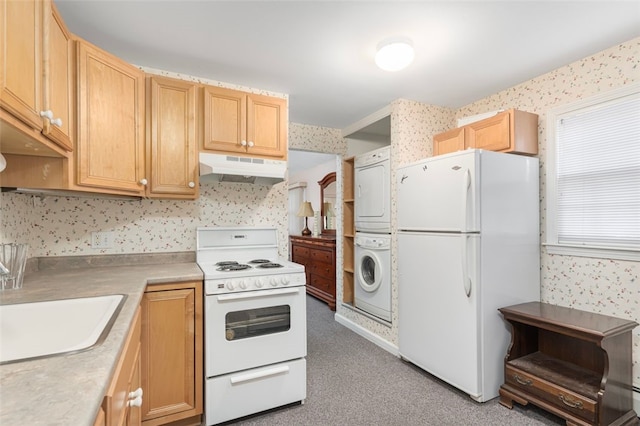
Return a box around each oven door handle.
[229,365,290,385]
[216,287,300,301]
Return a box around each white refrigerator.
[397,149,540,402]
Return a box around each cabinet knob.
[247,141,254,148]
[128,388,143,399]
[139,178,148,186]
[188,181,195,188]
[51,118,62,127]
[127,396,143,407]
[39,110,53,120]
[240,140,247,146]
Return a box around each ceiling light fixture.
[375,37,415,72]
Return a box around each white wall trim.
[334,313,399,356]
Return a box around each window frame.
[545,83,640,262]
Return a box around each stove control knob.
[238,280,247,290]
[280,277,289,286]
[255,278,264,288]
[269,278,278,287]
[225,281,234,291]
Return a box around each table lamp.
[296,201,314,236]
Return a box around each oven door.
[206,286,306,377]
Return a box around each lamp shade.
[296,201,314,217]
[323,202,334,217]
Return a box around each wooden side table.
[499,302,638,425]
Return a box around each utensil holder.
[0,243,28,290]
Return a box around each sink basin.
[0,294,125,364]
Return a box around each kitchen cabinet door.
[433,126,465,156]
[246,93,287,159]
[0,0,73,153]
[42,2,74,151]
[76,39,146,195]
[0,0,43,131]
[203,85,247,154]
[141,281,203,425]
[466,110,511,152]
[147,76,198,199]
[203,86,287,159]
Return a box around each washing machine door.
[356,250,382,292]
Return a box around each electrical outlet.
[91,231,114,249]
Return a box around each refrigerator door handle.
[461,168,471,233]
[461,235,472,297]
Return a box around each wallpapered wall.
[0,38,637,386]
[339,37,639,385]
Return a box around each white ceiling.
[55,1,640,130]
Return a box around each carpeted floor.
[227,295,564,425]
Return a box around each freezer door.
[397,151,478,232]
[398,232,481,399]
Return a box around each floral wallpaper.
[1,36,638,391]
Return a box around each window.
[546,84,640,261]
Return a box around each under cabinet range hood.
[199,153,286,185]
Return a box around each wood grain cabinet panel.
[498,302,638,426]
[203,86,287,159]
[102,307,142,426]
[290,235,336,310]
[433,109,538,157]
[0,0,73,154]
[76,39,146,195]
[147,76,198,199]
[141,281,203,426]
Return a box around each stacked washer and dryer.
[353,146,392,322]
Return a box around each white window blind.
[554,93,640,249]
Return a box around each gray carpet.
[229,295,564,425]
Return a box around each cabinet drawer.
[309,263,334,279]
[505,365,597,423]
[310,249,333,264]
[309,274,333,295]
[292,245,310,260]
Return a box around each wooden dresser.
[499,302,638,426]
[290,235,336,310]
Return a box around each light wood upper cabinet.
[141,281,203,426]
[433,109,538,157]
[76,39,146,195]
[433,127,465,156]
[203,86,287,159]
[0,0,43,130]
[0,0,73,152]
[42,2,74,151]
[147,76,198,199]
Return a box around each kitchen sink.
[0,294,125,364]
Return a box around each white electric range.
[196,227,307,425]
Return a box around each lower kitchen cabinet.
[290,235,336,310]
[99,307,143,426]
[141,281,203,426]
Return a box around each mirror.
[318,172,337,235]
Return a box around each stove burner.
[257,263,284,269]
[216,264,251,271]
[249,259,271,264]
[216,261,239,267]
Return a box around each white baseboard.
[334,313,399,356]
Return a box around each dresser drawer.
[309,274,333,295]
[292,245,310,260]
[309,263,334,279]
[309,249,332,264]
[505,365,597,423]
